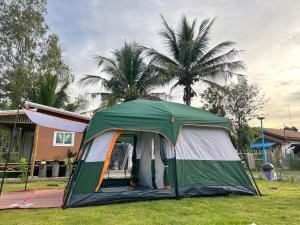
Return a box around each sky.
[45,0,300,129]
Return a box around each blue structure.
[250,142,276,149]
[257,117,268,164]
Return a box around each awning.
[250,142,276,149]
[23,108,87,132]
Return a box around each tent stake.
[0,105,21,196]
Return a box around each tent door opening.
[98,132,169,191]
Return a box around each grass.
[1,180,66,192]
[0,180,300,225]
[251,170,300,179]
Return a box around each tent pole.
[240,148,262,196]
[0,105,21,196]
[173,148,180,200]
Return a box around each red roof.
[264,128,300,141]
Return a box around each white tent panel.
[162,138,175,159]
[176,127,240,161]
[85,131,117,162]
[153,134,165,189]
[123,143,133,171]
[136,132,153,188]
[23,108,87,132]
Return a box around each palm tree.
[30,73,69,108]
[145,16,244,105]
[79,42,166,108]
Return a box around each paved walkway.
[0,189,64,210]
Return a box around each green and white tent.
[64,100,257,208]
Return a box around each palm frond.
[197,18,215,39]
[159,15,179,60]
[94,55,117,68]
[200,79,228,93]
[189,18,216,61]
[145,48,178,66]
[199,69,245,83]
[99,93,119,109]
[178,16,196,44]
[200,61,245,73]
[170,81,181,93]
[55,82,69,107]
[199,41,236,63]
[78,74,107,86]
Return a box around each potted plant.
[64,149,76,177]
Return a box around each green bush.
[286,153,300,170]
[19,158,27,183]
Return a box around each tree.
[64,95,88,112]
[200,81,264,151]
[235,125,258,151]
[200,86,226,116]
[145,15,244,105]
[284,126,298,132]
[0,0,72,109]
[29,73,87,111]
[80,42,166,108]
[29,74,69,108]
[225,81,264,127]
[201,81,264,126]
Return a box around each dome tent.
[63,100,257,208]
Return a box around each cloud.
[286,91,300,102]
[46,0,300,128]
[285,32,300,45]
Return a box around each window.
[53,131,75,146]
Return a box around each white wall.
[281,141,300,154]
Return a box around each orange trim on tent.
[95,131,122,192]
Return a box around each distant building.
[251,128,300,153]
[0,102,90,175]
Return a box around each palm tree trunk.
[183,85,192,106]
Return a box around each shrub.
[19,157,27,183]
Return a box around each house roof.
[24,101,90,121]
[264,128,300,141]
[0,110,26,116]
[0,101,90,127]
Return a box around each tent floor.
[100,185,162,193]
[0,189,64,210]
[65,184,257,208]
[66,185,176,207]
[99,179,170,193]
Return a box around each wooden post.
[30,125,39,176]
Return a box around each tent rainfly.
[63,100,257,208]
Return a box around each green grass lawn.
[0,180,299,225]
[1,180,66,192]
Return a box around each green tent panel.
[84,100,232,145]
[64,100,257,208]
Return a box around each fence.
[239,150,293,170]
